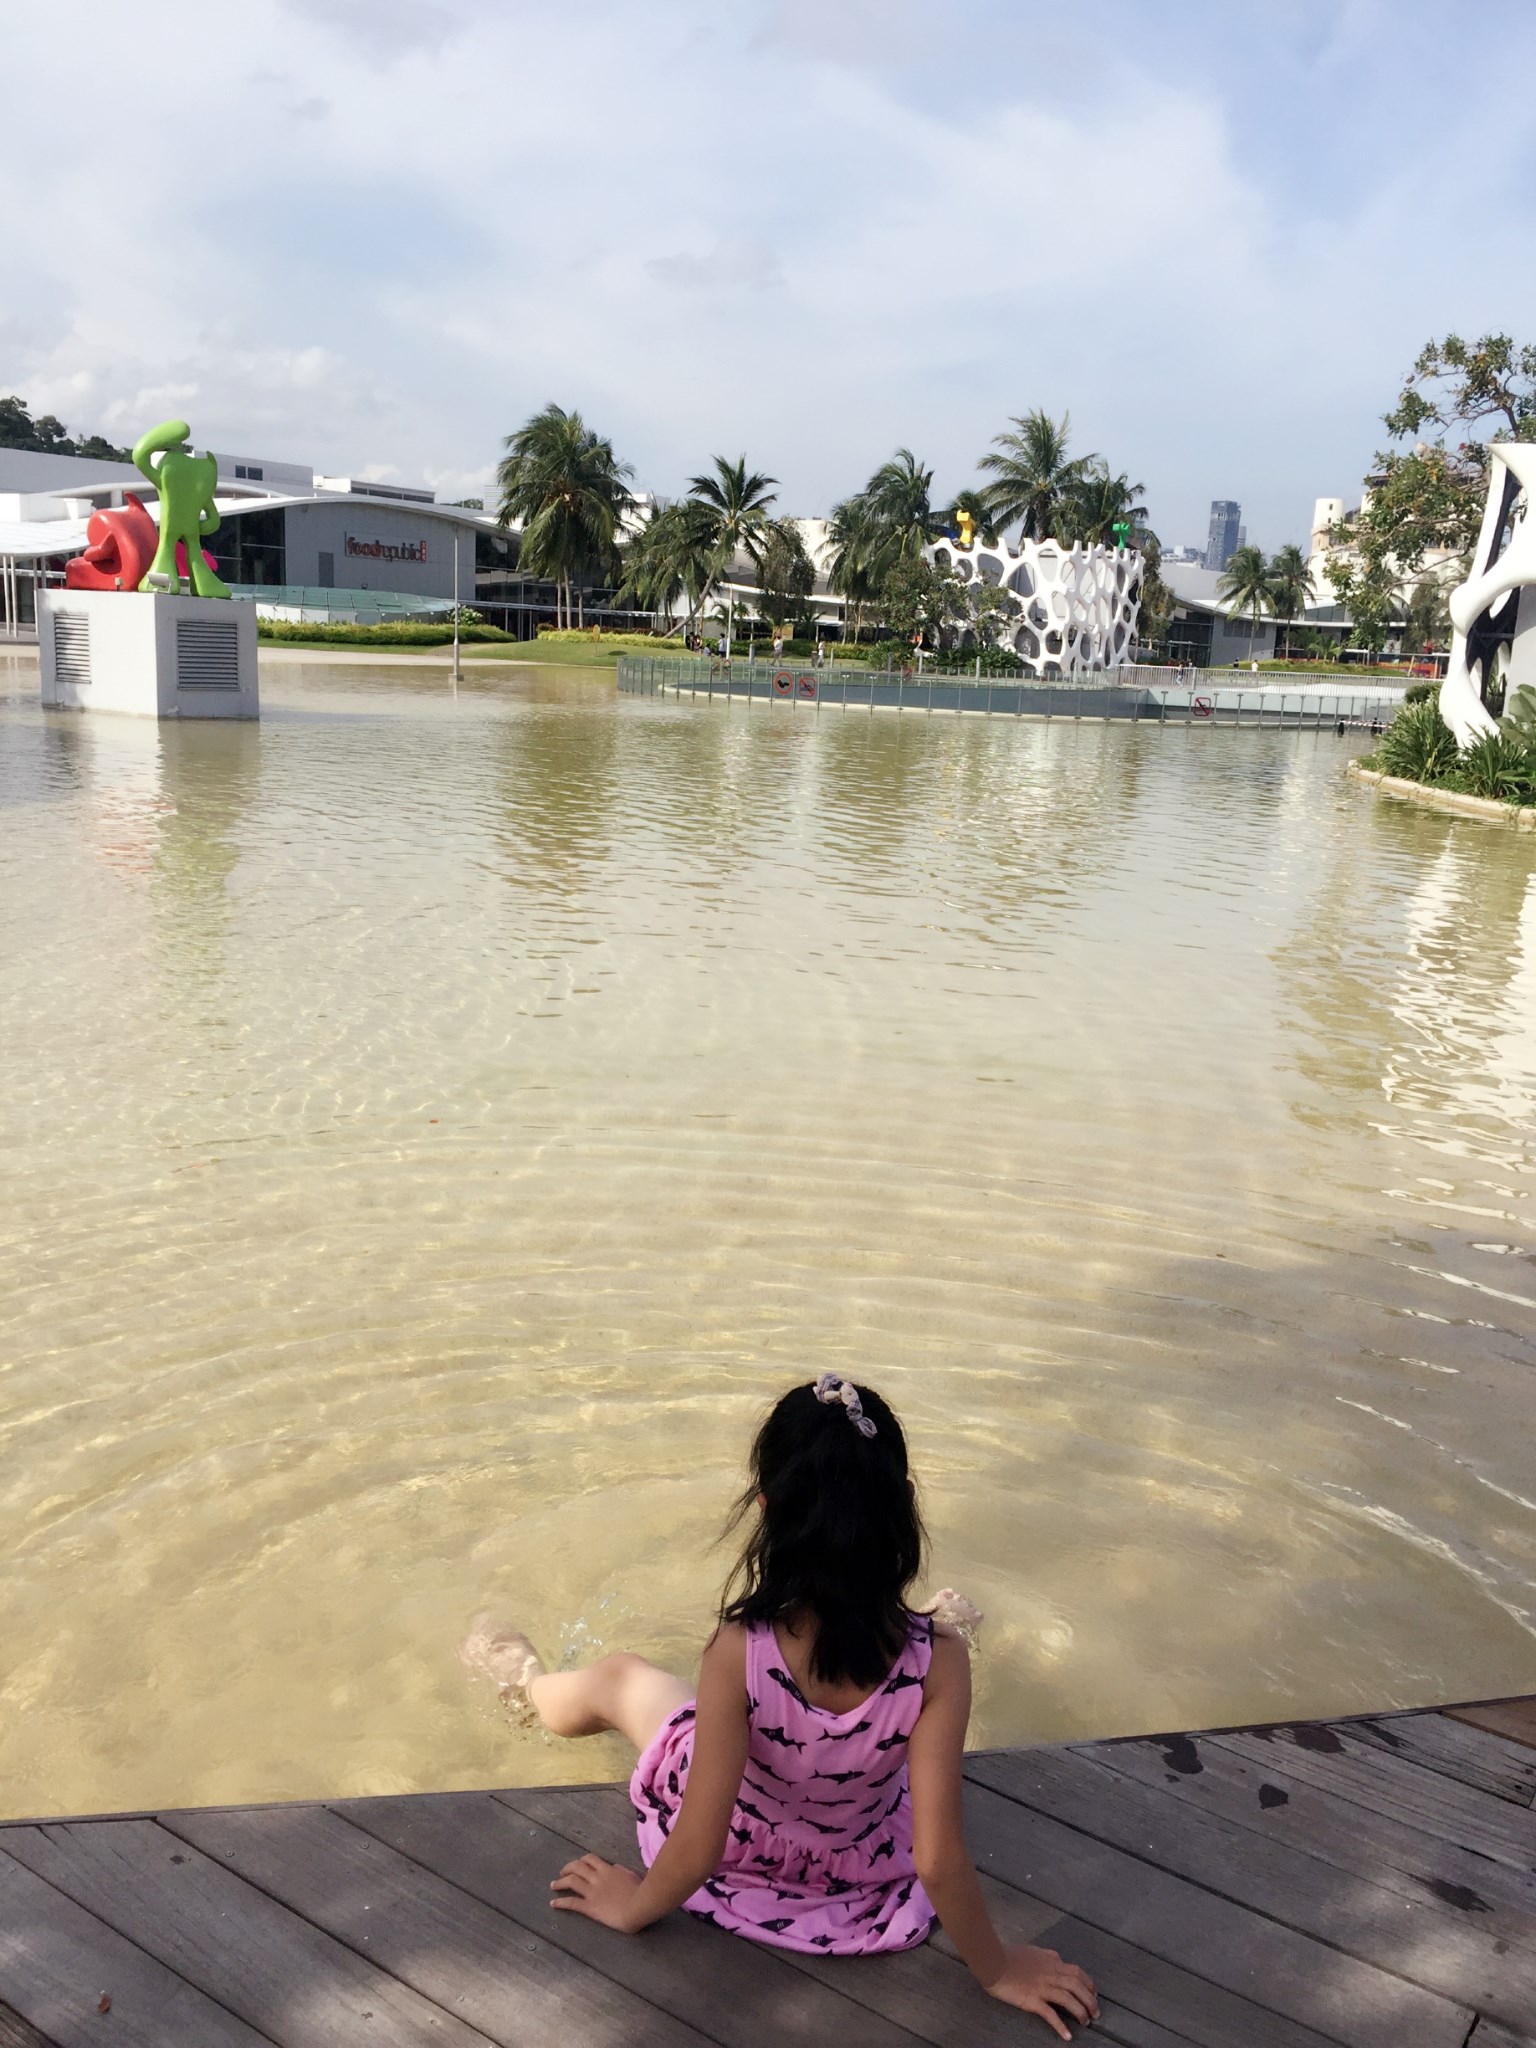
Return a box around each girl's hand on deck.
[982,1943,1098,2039]
[550,1853,644,1933]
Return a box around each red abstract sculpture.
[174,537,219,580]
[65,494,159,592]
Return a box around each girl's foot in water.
[459,1614,546,1723]
[919,1587,984,1647]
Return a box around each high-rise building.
[1204,500,1241,571]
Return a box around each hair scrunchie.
[812,1373,877,1438]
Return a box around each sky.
[5,0,1536,553]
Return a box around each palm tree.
[860,447,938,563]
[823,448,941,640]
[1054,467,1148,548]
[1217,543,1274,650]
[825,494,884,642]
[617,498,719,635]
[979,410,1098,542]
[497,404,634,630]
[941,488,997,549]
[686,455,777,655]
[1266,543,1312,656]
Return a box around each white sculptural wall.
[929,535,1143,676]
[1440,441,1536,747]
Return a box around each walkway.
[1,1697,1532,2046]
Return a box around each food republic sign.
[345,534,428,564]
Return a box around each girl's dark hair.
[720,1380,925,1687]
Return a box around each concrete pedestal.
[39,590,259,719]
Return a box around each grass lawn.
[257,628,688,666]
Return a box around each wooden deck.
[1,1698,1533,2047]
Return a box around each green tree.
[979,409,1097,541]
[1053,466,1148,547]
[825,495,884,642]
[879,557,964,650]
[825,447,940,640]
[685,454,777,655]
[0,394,130,460]
[1325,334,1536,680]
[617,498,720,634]
[960,577,1022,649]
[754,519,815,630]
[496,404,634,630]
[1133,529,1175,656]
[1217,543,1274,644]
[1266,543,1312,655]
[860,447,939,562]
[1403,574,1451,655]
[1386,332,1536,448]
[1330,555,1399,657]
[941,487,998,547]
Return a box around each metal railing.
[229,585,457,625]
[616,655,1401,728]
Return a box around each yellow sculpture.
[955,508,976,549]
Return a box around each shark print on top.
[629,1613,937,1954]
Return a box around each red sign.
[345,534,428,564]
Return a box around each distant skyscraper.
[1204,500,1241,571]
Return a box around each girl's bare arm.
[551,1625,749,1933]
[907,1630,1099,2040]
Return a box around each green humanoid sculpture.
[132,419,230,598]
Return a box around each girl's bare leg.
[459,1617,692,1751]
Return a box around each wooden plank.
[495,1783,1055,2048]
[1213,1731,1536,1872]
[958,1772,1470,2048]
[1466,2024,1536,2048]
[1083,1732,1536,1932]
[0,2000,57,2048]
[970,1744,1534,2028]
[1338,1714,1536,1805]
[0,1847,268,2048]
[1447,1698,1536,1756]
[506,1782,1344,2048]
[1,1820,492,2048]
[339,1787,924,2048]
[166,1802,704,2048]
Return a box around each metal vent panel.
[53,613,91,687]
[176,618,241,689]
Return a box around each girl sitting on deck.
[462,1376,1099,2039]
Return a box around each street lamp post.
[452,532,462,686]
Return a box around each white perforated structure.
[929,536,1143,675]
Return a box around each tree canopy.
[0,394,131,462]
[754,521,815,628]
[497,403,634,628]
[1217,545,1274,634]
[1325,333,1536,637]
[978,410,1098,542]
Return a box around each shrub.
[257,618,510,646]
[1376,700,1459,783]
[1502,682,1536,744]
[1453,732,1536,801]
[970,644,1026,675]
[1403,678,1436,705]
[535,628,683,651]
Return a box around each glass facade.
[208,506,286,586]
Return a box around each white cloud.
[4,0,1536,549]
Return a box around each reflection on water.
[0,651,1533,1818]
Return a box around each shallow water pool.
[1,652,1533,1816]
